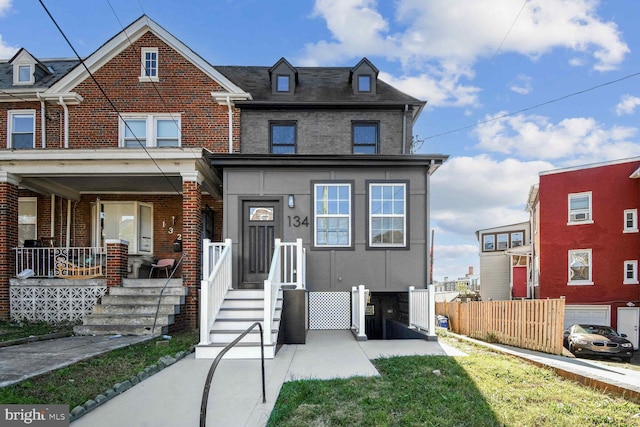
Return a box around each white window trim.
[567,191,593,225]
[7,109,36,149]
[314,183,352,248]
[18,197,38,246]
[368,182,407,247]
[623,209,638,233]
[567,249,593,286]
[139,48,159,82]
[14,63,34,85]
[96,201,153,254]
[623,260,638,285]
[119,114,181,148]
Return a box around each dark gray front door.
[241,200,281,288]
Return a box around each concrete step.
[101,294,185,305]
[91,304,179,315]
[74,324,167,336]
[82,313,173,326]
[208,330,278,344]
[122,278,183,288]
[195,342,276,359]
[109,286,187,297]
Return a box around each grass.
[0,331,198,409]
[268,334,640,427]
[0,320,76,342]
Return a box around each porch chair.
[150,258,175,278]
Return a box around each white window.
[496,233,509,250]
[483,235,495,251]
[568,192,592,225]
[13,64,34,85]
[624,209,638,233]
[140,48,158,81]
[18,197,37,247]
[314,183,351,248]
[95,201,153,254]
[568,249,593,285]
[511,232,524,247]
[624,260,638,284]
[120,115,180,148]
[7,110,35,149]
[369,183,406,247]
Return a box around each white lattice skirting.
[10,283,107,323]
[309,291,351,330]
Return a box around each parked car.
[563,324,634,362]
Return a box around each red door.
[512,266,527,298]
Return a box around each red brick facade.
[0,181,18,320]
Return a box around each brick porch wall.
[0,179,19,320]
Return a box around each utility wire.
[424,70,640,141]
[490,0,529,63]
[38,0,183,195]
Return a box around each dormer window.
[18,65,32,84]
[10,49,48,86]
[140,48,158,81]
[276,75,290,92]
[358,75,371,92]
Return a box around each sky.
[1,0,640,282]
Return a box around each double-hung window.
[7,110,35,149]
[568,249,592,285]
[18,197,37,247]
[624,209,638,233]
[313,182,352,248]
[368,182,407,247]
[120,115,180,148]
[568,192,592,224]
[270,122,296,154]
[140,48,158,81]
[624,260,638,284]
[352,121,378,154]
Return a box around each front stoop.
[74,278,187,336]
[195,289,282,359]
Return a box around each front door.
[241,200,281,288]
[618,307,639,350]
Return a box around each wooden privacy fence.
[436,298,565,355]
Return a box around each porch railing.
[351,284,368,340]
[199,238,233,346]
[263,238,305,345]
[408,285,435,334]
[14,246,106,279]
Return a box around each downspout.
[66,199,72,247]
[226,96,233,153]
[526,201,535,299]
[38,94,46,148]
[50,194,55,242]
[426,160,436,340]
[402,104,408,154]
[59,96,69,148]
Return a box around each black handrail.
[199,321,266,427]
[149,253,185,335]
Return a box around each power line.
[38,0,183,195]
[424,70,640,141]
[490,0,529,63]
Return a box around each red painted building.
[536,158,640,349]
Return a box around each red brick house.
[534,158,640,349]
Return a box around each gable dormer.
[269,57,298,95]
[349,57,379,95]
[9,48,51,86]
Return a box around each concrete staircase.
[74,278,187,336]
[195,289,282,359]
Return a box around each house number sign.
[287,216,309,227]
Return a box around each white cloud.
[432,243,478,281]
[509,74,532,95]
[616,94,640,116]
[474,112,640,163]
[0,0,17,58]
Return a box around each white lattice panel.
[10,284,107,323]
[309,291,351,330]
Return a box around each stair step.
[226,290,264,299]
[74,324,167,336]
[208,331,277,344]
[217,308,280,319]
[101,294,185,305]
[122,278,183,288]
[212,319,270,330]
[109,287,187,297]
[91,304,179,315]
[82,314,173,326]
[195,343,276,359]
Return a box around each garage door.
[564,305,610,328]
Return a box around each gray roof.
[216,66,425,107]
[0,59,79,90]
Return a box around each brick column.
[181,171,203,330]
[106,239,129,287]
[0,173,19,321]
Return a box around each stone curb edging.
[68,346,196,422]
[0,331,74,348]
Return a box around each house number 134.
[287,216,309,227]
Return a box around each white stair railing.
[199,239,232,345]
[351,284,368,340]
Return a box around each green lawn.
[0,320,75,342]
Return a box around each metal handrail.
[199,322,266,427]
[149,252,185,335]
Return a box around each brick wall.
[0,182,18,320]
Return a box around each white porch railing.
[199,238,232,346]
[263,238,305,345]
[14,246,106,278]
[351,284,368,340]
[408,285,436,335]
